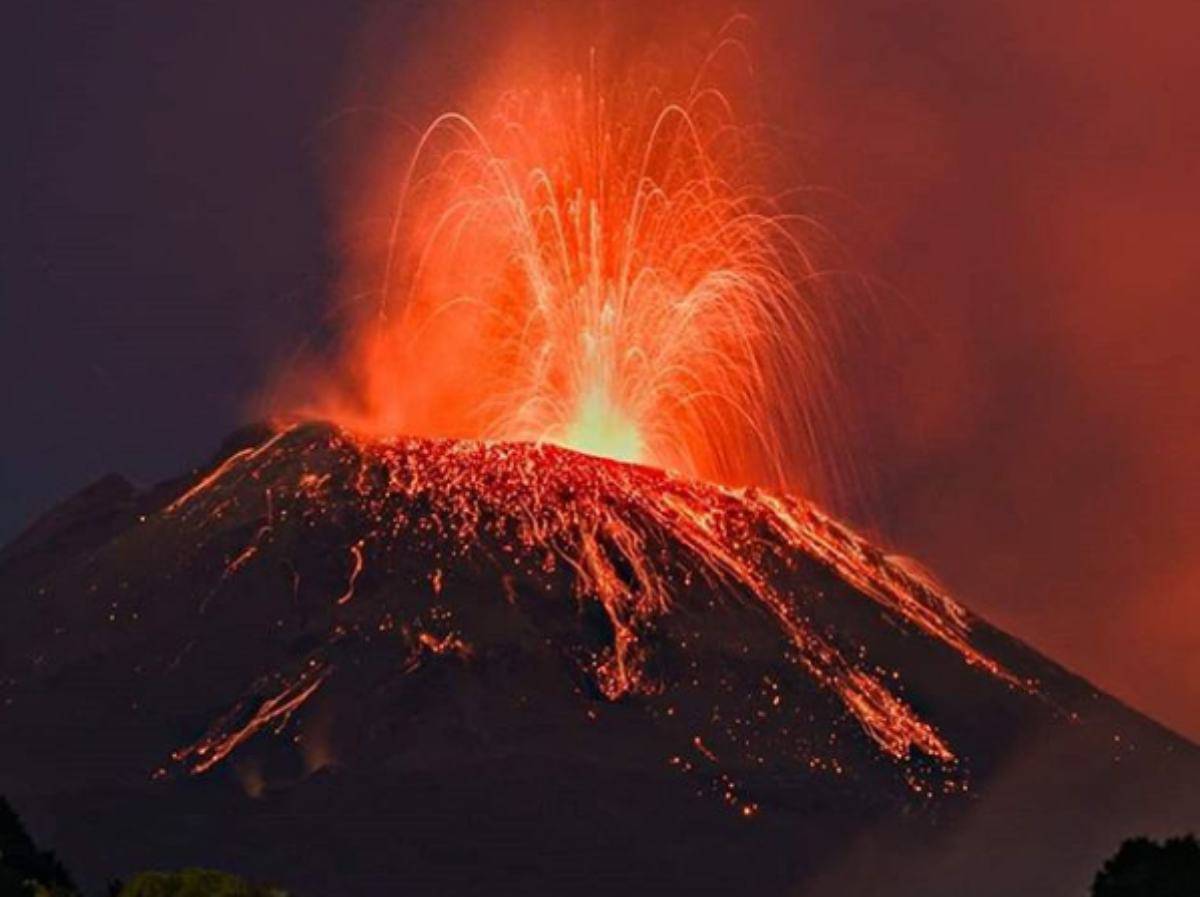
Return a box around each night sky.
[4,0,1199,744]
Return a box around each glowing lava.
[560,384,645,464]
[164,423,1031,795]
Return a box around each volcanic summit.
[1,422,1197,896]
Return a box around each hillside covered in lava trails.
[1,422,1197,896]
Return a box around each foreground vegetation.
[0,799,285,897]
[3,794,1198,895]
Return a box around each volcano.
[1,422,1196,896]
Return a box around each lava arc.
[299,51,846,494]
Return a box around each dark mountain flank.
[1,423,1196,896]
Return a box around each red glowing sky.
[765,0,1200,744]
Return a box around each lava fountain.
[302,45,846,493]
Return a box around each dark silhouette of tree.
[0,797,76,896]
[1092,834,1200,897]
[1,797,290,897]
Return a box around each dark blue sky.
[2,3,364,538]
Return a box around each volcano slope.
[0,423,1196,896]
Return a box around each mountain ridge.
[1,422,1196,896]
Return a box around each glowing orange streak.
[224,544,258,577]
[650,489,955,759]
[336,540,365,605]
[173,665,331,775]
[224,491,274,578]
[164,446,259,515]
[416,631,471,657]
[164,430,291,515]
[843,670,954,762]
[752,492,1028,689]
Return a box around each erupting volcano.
[2,26,1198,897]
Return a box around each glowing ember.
[164,423,1031,793]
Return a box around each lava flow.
[162,422,1029,797]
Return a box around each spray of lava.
[302,46,846,493]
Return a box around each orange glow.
[300,36,840,491]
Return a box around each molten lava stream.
[164,423,1027,795]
